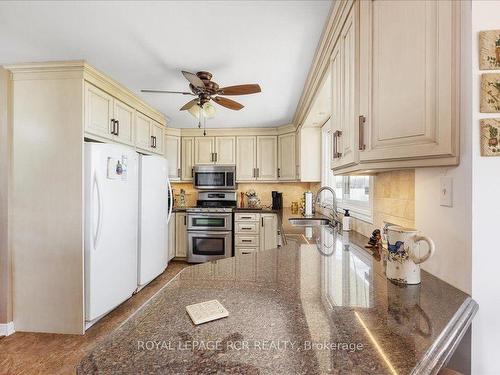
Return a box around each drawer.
[235,213,260,222]
[235,235,259,247]
[235,222,259,235]
[235,247,258,256]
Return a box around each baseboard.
[0,321,15,336]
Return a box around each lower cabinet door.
[175,213,187,257]
[168,213,176,261]
[235,248,257,281]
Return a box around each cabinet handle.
[358,115,366,151]
[177,168,181,178]
[253,168,256,178]
[242,227,252,230]
[242,251,252,255]
[191,167,194,177]
[116,120,120,136]
[333,130,342,158]
[261,217,264,227]
[151,135,155,148]
[184,215,187,226]
[277,168,281,178]
[242,239,252,243]
[256,168,260,177]
[241,216,252,219]
[110,119,116,135]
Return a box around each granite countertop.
[78,222,477,374]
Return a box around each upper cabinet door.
[113,99,135,146]
[181,137,195,181]
[165,135,181,180]
[236,136,257,181]
[256,136,278,181]
[194,137,215,164]
[278,133,296,181]
[151,122,164,155]
[84,82,113,139]
[215,136,236,165]
[359,0,458,162]
[331,4,359,171]
[135,112,153,151]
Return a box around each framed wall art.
[479,29,500,70]
[480,118,500,156]
[481,73,500,113]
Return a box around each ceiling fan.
[141,70,261,113]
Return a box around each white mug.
[385,226,435,285]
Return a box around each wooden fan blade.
[180,99,199,111]
[182,71,205,90]
[213,96,244,110]
[218,84,261,96]
[141,89,195,95]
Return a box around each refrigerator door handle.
[166,176,173,224]
[93,171,103,250]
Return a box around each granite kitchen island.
[77,226,477,375]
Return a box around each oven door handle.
[188,231,232,236]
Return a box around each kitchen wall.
[470,2,500,374]
[171,182,314,208]
[0,66,12,326]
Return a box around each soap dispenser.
[342,209,351,231]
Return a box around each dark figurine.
[366,229,382,248]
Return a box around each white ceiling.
[0,1,332,128]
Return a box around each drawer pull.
[242,227,252,230]
[242,251,252,255]
[242,239,252,243]
[241,216,252,219]
[358,115,366,151]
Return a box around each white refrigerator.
[84,143,139,323]
[137,154,173,289]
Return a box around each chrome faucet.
[314,186,341,227]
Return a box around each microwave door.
[195,172,226,189]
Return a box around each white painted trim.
[0,322,15,336]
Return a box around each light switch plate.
[440,177,453,207]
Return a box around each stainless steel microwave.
[193,165,236,190]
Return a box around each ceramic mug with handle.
[385,226,435,284]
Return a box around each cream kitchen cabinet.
[330,3,359,171]
[256,135,278,181]
[168,213,176,261]
[194,136,214,164]
[165,134,181,180]
[327,0,460,173]
[236,136,257,181]
[278,133,296,181]
[175,212,188,258]
[260,213,278,251]
[194,136,236,165]
[84,82,135,146]
[236,135,278,181]
[181,137,194,181]
[215,136,236,164]
[356,0,459,167]
[236,136,257,182]
[135,111,164,155]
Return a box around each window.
[321,123,373,222]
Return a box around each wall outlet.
[440,177,453,207]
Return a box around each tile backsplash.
[350,170,415,237]
[171,182,314,208]
[172,170,415,239]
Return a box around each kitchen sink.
[288,218,330,226]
